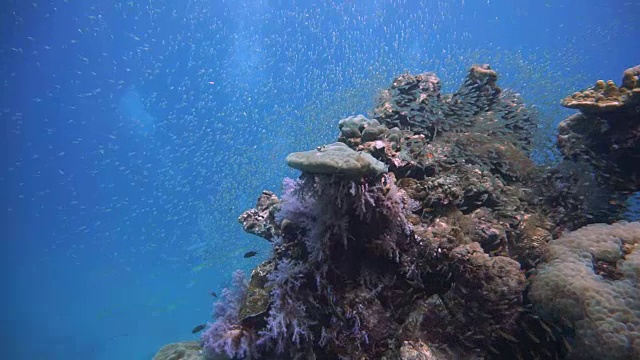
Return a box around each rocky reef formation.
[373,64,536,152]
[557,65,640,192]
[151,64,640,360]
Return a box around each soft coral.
[277,173,415,265]
[258,258,314,354]
[200,270,257,358]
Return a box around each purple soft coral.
[201,270,256,358]
[278,174,414,265]
[258,258,313,353]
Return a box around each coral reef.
[162,64,640,360]
[557,65,640,191]
[286,142,388,178]
[622,65,640,90]
[561,65,640,113]
[374,64,536,151]
[529,222,640,360]
[200,270,259,359]
[338,114,388,146]
[237,191,281,241]
[152,341,206,360]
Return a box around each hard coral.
[153,341,205,360]
[285,142,387,179]
[374,64,536,158]
[337,114,388,147]
[557,65,640,191]
[415,242,526,351]
[561,65,640,113]
[374,71,445,137]
[529,221,640,360]
[622,65,640,89]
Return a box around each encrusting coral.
[151,64,640,360]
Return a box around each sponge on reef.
[528,221,640,360]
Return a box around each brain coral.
[528,221,640,360]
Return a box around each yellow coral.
[561,65,640,112]
[622,65,640,89]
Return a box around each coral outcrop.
[155,64,640,360]
[561,65,640,113]
[557,65,640,191]
[374,64,536,151]
[207,65,558,359]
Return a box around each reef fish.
[243,251,258,258]
[191,323,206,334]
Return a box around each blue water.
[119,86,157,136]
[2,1,639,359]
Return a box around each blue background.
[2,0,639,358]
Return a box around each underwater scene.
[2,1,640,359]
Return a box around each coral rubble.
[150,64,640,360]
